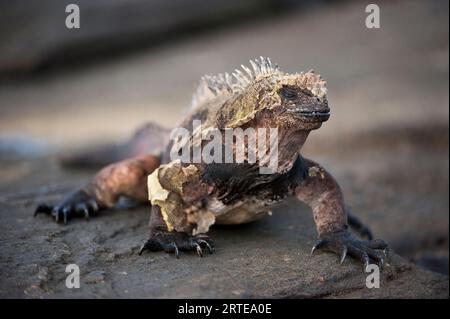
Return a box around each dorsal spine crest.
[191,57,327,109]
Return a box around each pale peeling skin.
[35,57,388,268]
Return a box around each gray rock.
[0,190,448,298]
[84,270,106,284]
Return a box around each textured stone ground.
[0,0,448,298]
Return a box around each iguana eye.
[279,85,298,100]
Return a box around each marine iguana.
[35,57,387,268]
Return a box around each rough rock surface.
[0,199,448,298]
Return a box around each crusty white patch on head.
[191,57,327,109]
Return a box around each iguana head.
[190,57,330,172]
[192,57,330,131]
[267,72,330,130]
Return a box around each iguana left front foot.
[311,230,388,269]
[138,232,215,258]
[34,189,99,224]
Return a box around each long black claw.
[362,253,370,270]
[340,246,348,264]
[75,203,90,221]
[197,239,214,254]
[88,199,98,212]
[53,207,60,223]
[84,209,90,220]
[194,243,203,258]
[138,239,157,256]
[383,247,390,259]
[168,242,179,259]
[311,239,328,256]
[34,204,52,217]
[62,207,70,225]
[138,243,147,256]
[378,256,385,269]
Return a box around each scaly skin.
[35,57,388,269]
[296,158,386,268]
[36,155,160,222]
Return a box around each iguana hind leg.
[35,154,160,224]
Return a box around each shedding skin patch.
[147,160,199,232]
[186,206,216,235]
[308,166,326,179]
[147,160,216,234]
[147,166,175,231]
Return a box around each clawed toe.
[310,230,389,271]
[188,237,215,257]
[34,204,52,216]
[193,242,203,257]
[138,232,215,258]
[196,238,214,254]
[34,190,99,225]
[310,239,328,256]
[160,242,180,258]
[75,203,90,220]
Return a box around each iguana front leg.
[138,206,214,258]
[35,155,160,224]
[296,158,388,268]
[138,161,215,258]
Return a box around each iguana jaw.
[275,106,330,131]
[286,109,330,123]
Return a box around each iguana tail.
[346,208,373,240]
[59,122,170,169]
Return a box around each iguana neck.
[276,129,310,173]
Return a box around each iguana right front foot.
[138,232,215,258]
[34,154,160,224]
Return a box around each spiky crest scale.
[191,57,327,109]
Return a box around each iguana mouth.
[287,109,330,122]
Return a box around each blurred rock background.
[0,0,448,298]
